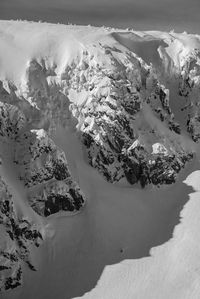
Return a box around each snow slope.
[1,20,200,298]
[3,122,198,299]
[78,170,200,299]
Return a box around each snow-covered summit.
[2,21,199,186]
[1,20,200,294]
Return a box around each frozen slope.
[1,20,200,298]
[3,125,198,299]
[78,170,200,299]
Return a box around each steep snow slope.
[79,170,200,299]
[3,123,198,299]
[1,20,200,298]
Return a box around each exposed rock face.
[0,27,196,194]
[0,92,85,291]
[29,179,85,217]
[177,50,200,141]
[0,98,85,217]
[62,46,194,186]
[0,102,26,139]
[14,128,85,216]
[0,176,42,291]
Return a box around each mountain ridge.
[1,20,200,294]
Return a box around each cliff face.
[178,50,200,141]
[0,21,200,293]
[0,175,42,291]
[65,47,193,186]
[0,97,85,292]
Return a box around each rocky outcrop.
[0,176,42,292]
[0,102,26,139]
[177,50,200,141]
[0,90,85,291]
[14,128,85,216]
[0,36,194,189]
[61,47,193,187]
[29,180,84,217]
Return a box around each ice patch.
[152,143,168,155]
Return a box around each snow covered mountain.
[1,20,200,297]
